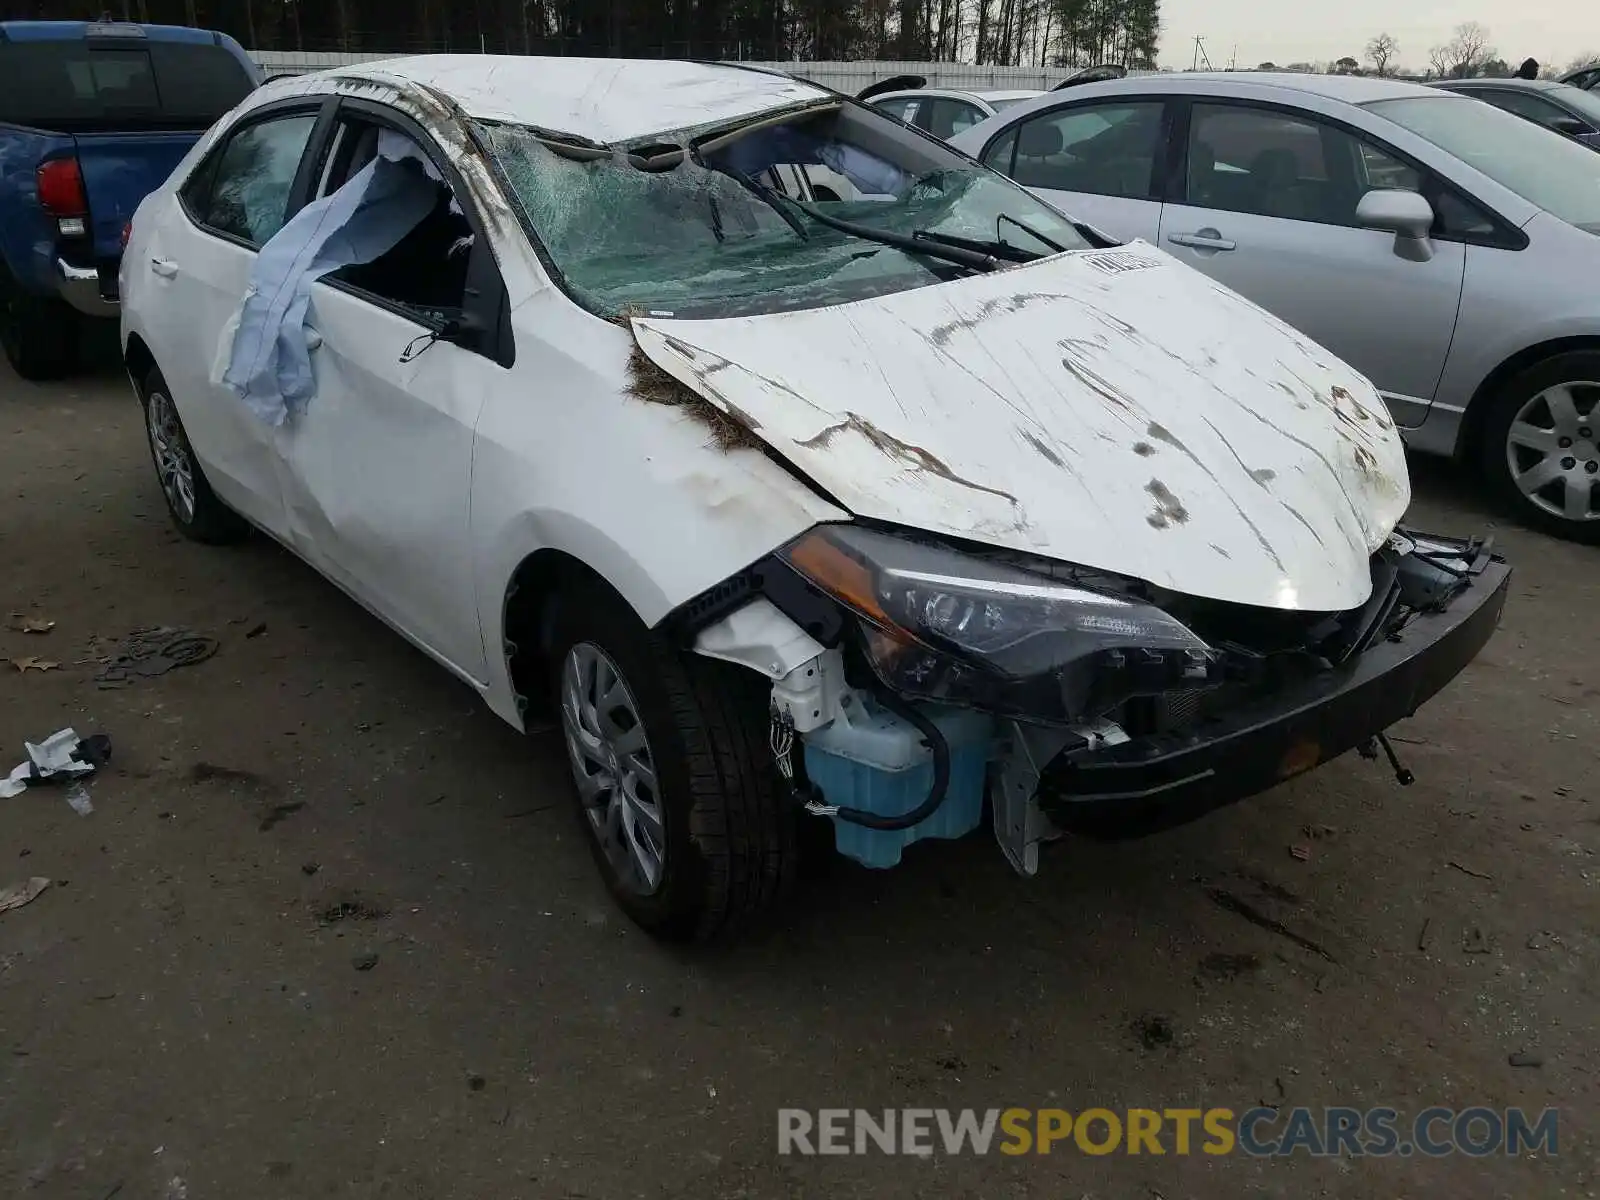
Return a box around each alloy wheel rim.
[1505,380,1600,523]
[559,641,666,896]
[147,390,196,524]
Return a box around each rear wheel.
[1481,352,1600,544]
[548,575,798,941]
[140,367,248,544]
[0,274,79,381]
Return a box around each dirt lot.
[1,345,1595,1200]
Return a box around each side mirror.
[1356,189,1436,262]
[1550,116,1592,138]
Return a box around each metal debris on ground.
[93,626,219,689]
[0,877,50,915]
[1,729,112,799]
[1289,843,1312,862]
[6,613,55,634]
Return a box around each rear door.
[1159,99,1467,426]
[976,98,1168,242]
[273,102,515,681]
[139,100,327,534]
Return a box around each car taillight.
[121,220,133,249]
[37,158,88,238]
[37,158,86,215]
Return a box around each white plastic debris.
[0,728,98,799]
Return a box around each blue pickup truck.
[0,20,260,379]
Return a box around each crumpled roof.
[326,55,831,145]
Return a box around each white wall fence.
[254,51,1151,93]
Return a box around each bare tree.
[1366,32,1398,76]
[1433,21,1495,79]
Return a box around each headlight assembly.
[781,524,1223,725]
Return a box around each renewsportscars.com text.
[777,1106,1559,1158]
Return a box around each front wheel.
[1480,352,1600,544]
[548,575,798,941]
[140,367,248,544]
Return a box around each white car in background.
[121,56,1509,940]
[862,65,1127,140]
[951,72,1600,542]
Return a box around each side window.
[1479,90,1591,132]
[1430,188,1499,240]
[1352,141,1422,194]
[925,98,985,139]
[981,126,1019,175]
[188,112,317,245]
[873,98,921,125]
[1188,103,1420,226]
[1009,102,1162,198]
[316,120,475,320]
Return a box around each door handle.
[1167,231,1236,252]
[150,257,179,278]
[305,327,323,352]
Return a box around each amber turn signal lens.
[1276,738,1322,780]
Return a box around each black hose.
[828,690,952,831]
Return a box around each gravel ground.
[1,347,1596,1199]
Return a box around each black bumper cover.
[1040,559,1512,840]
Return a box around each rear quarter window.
[0,40,254,131]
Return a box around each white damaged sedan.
[121,56,1511,939]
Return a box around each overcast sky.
[1156,0,1599,72]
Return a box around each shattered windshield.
[477,102,1093,319]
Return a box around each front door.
[1160,101,1466,427]
[271,111,509,682]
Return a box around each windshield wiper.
[732,177,1000,272]
[912,227,1044,263]
[997,211,1068,254]
[728,171,810,241]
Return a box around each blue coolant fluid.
[802,699,995,868]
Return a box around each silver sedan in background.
[951,73,1600,543]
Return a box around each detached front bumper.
[1039,556,1512,840]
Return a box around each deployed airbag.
[218,130,443,426]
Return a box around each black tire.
[1479,351,1600,544]
[0,275,80,381]
[548,575,798,941]
[140,367,249,544]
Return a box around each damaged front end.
[680,524,1511,876]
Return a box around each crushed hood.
[632,241,1409,612]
